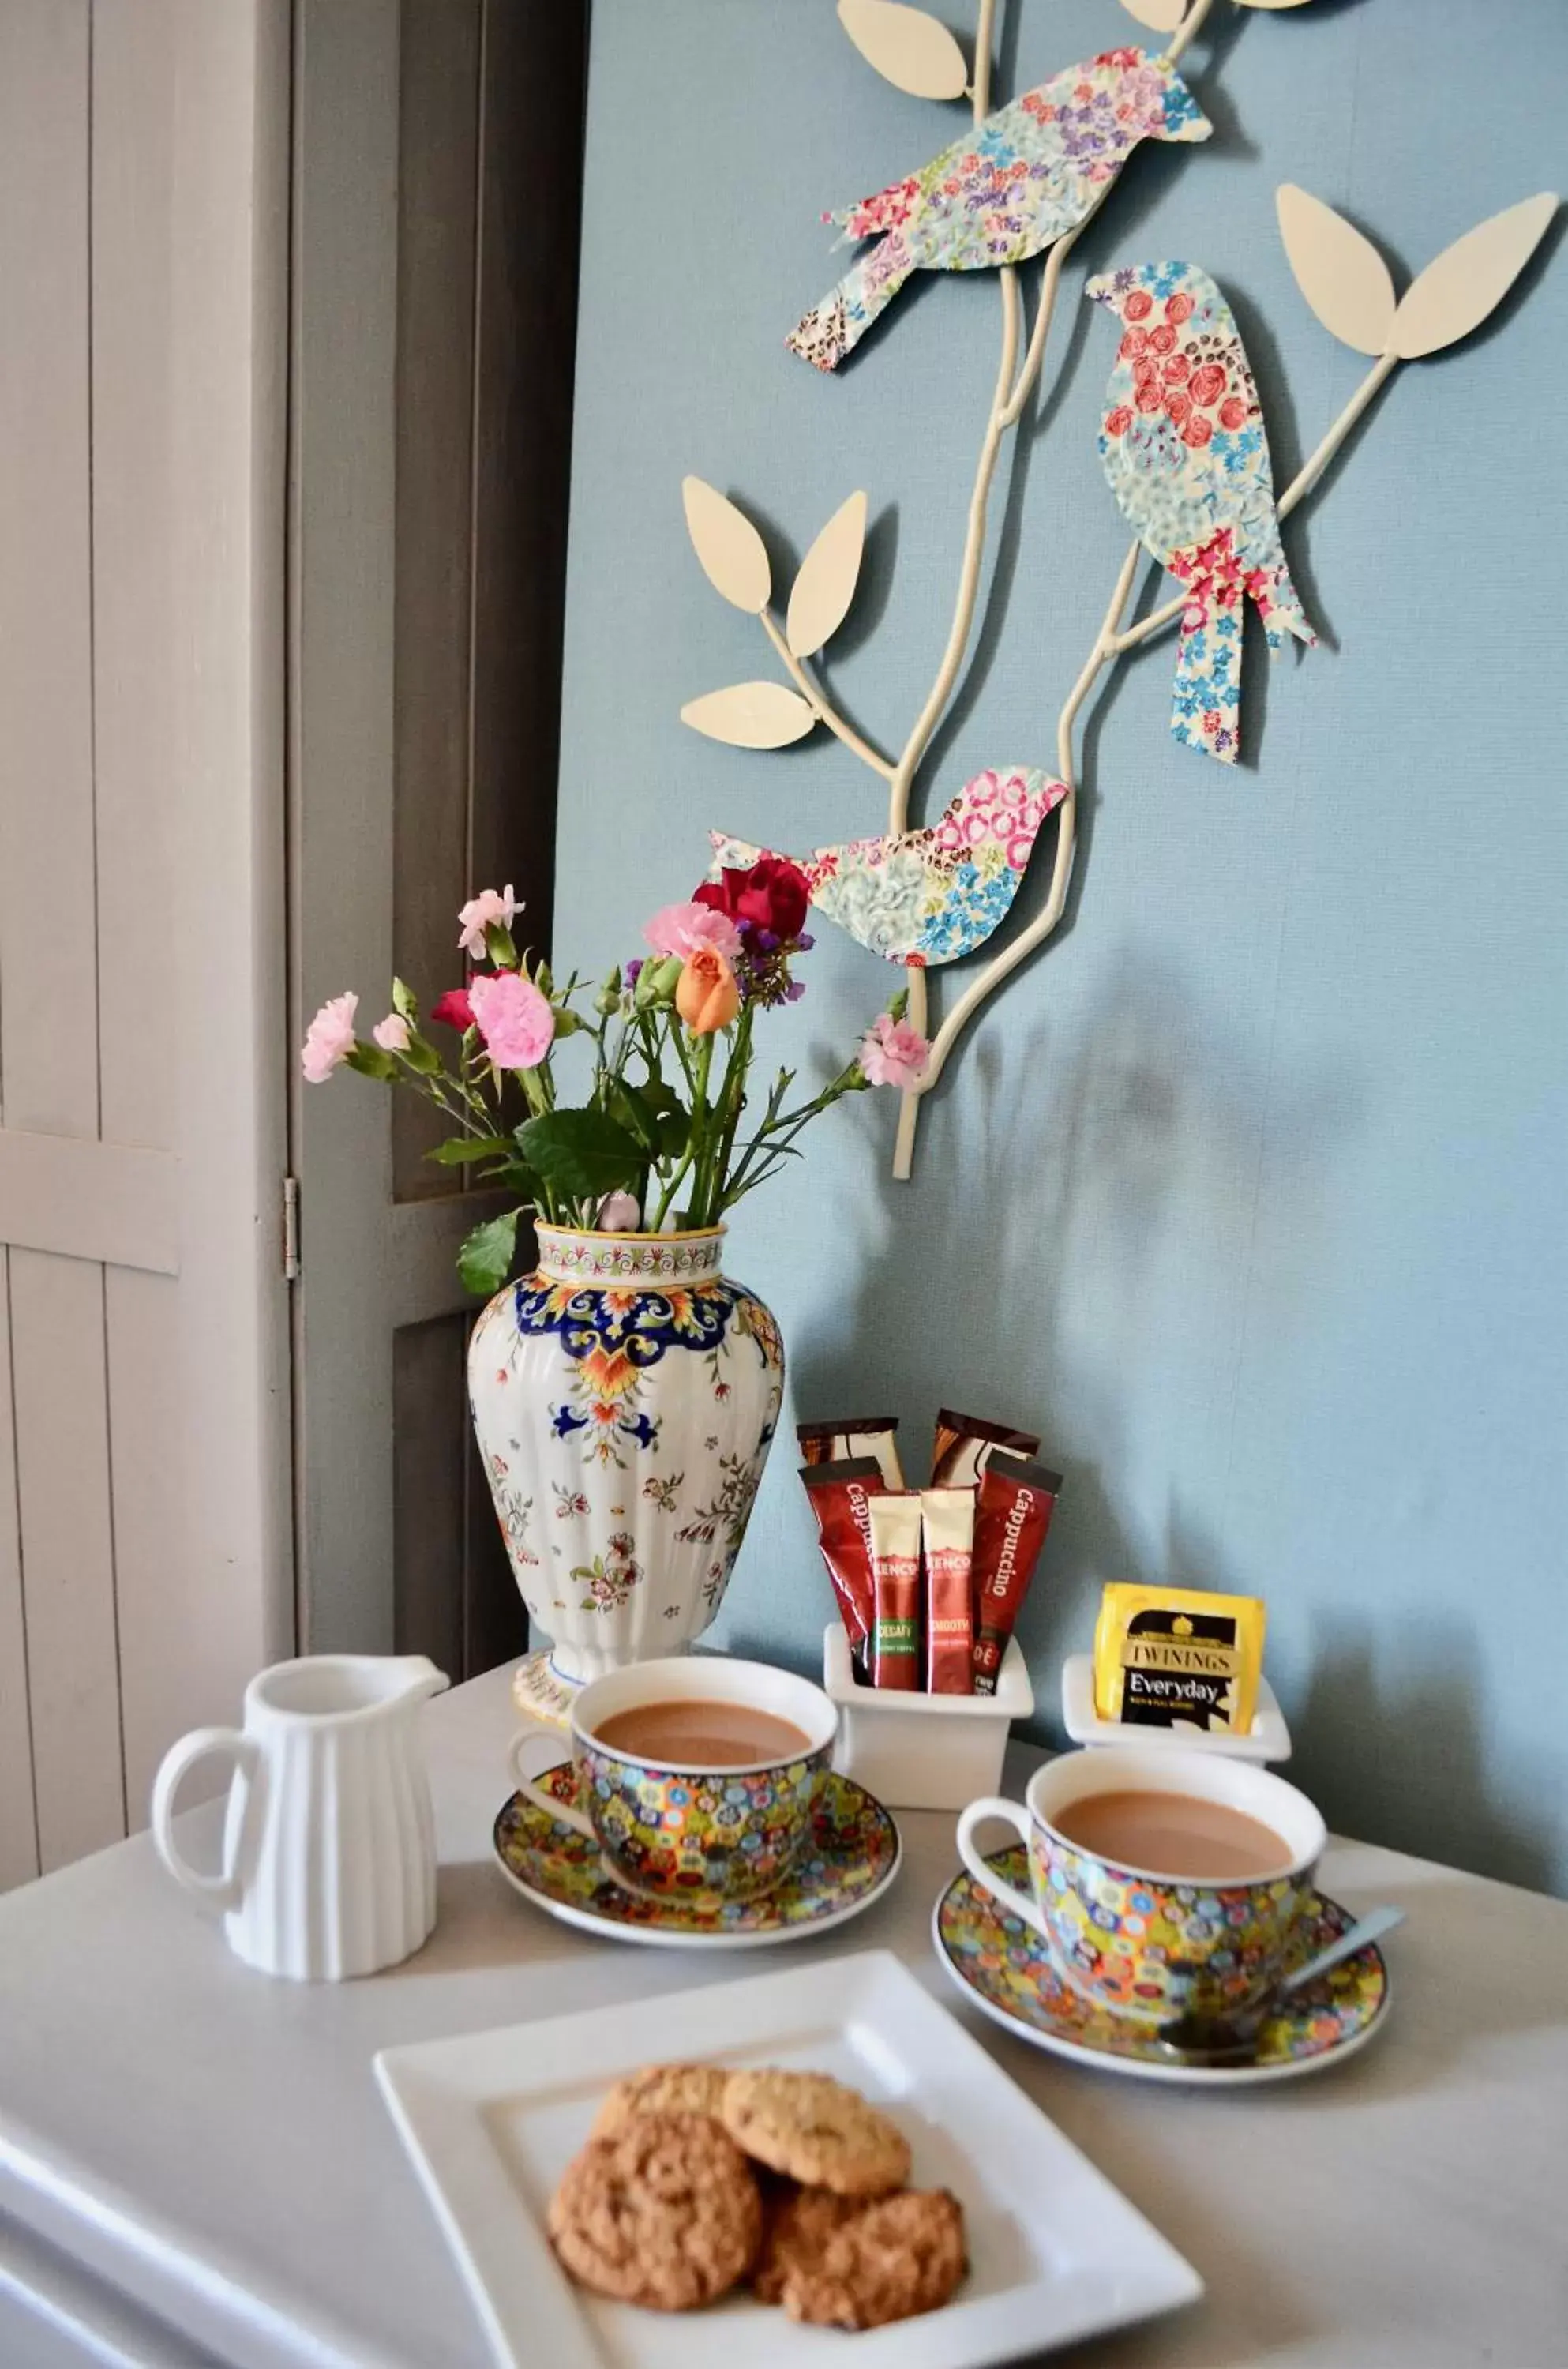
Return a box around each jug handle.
[151,1728,259,1914]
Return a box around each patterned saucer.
[934,1846,1391,2086]
[494,1763,900,1949]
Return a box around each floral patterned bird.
[787,48,1210,373]
[1088,261,1315,764]
[710,768,1067,966]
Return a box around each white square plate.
[374,1949,1200,2369]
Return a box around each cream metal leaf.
[786,492,868,659]
[1235,2,1315,12]
[1277,186,1397,355]
[681,476,771,613]
[1391,193,1558,359]
[1118,0,1186,32]
[836,0,968,102]
[681,682,817,749]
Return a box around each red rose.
[1162,351,1190,385]
[1164,387,1192,426]
[1165,292,1194,325]
[1148,323,1176,356]
[1189,362,1227,408]
[695,854,811,941]
[1135,377,1164,414]
[1124,288,1153,321]
[1218,396,1248,430]
[1105,405,1133,437]
[1182,412,1214,448]
[1119,328,1148,361]
[430,986,476,1030]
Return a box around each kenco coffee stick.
[921,1487,975,1694]
[867,1490,922,1691]
[970,1459,1062,1694]
[797,1416,906,1492]
[929,1409,1040,1490]
[800,1458,883,1652]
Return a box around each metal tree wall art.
[678,0,1557,1177]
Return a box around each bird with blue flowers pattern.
[788,47,1210,372]
[1088,260,1315,764]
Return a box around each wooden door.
[0,0,292,1886]
[290,0,583,1674]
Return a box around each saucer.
[494,1763,900,1949]
[934,1846,1391,2086]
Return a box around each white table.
[0,1665,1562,2369]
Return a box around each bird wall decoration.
[788,46,1210,372]
[710,768,1068,966]
[1088,261,1315,764]
[674,0,1558,1176]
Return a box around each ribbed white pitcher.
[151,1655,449,1980]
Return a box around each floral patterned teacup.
[509,1657,838,1908]
[956,1747,1326,2025]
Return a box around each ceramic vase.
[467,1224,784,1706]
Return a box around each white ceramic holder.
[1060,1653,1292,1763]
[823,1624,1033,1811]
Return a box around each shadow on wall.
[1291,1614,1555,1895]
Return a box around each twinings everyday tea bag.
[930,1409,1040,1491]
[797,1417,906,1492]
[867,1491,922,1691]
[1092,1582,1266,1736]
[970,1459,1062,1694]
[800,1458,883,1653]
[920,1487,975,1695]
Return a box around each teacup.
[509,1657,838,1907]
[956,1745,1326,2025]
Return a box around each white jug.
[151,1654,449,1980]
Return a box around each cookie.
[591,2063,729,2140]
[547,2112,761,2311]
[721,2069,911,2197]
[752,2183,857,2305]
[782,2187,967,2330]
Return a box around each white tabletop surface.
[0,1662,1563,2369]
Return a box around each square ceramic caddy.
[375,1950,1200,2369]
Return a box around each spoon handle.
[1281,1904,1405,1994]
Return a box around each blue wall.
[555,0,1567,1891]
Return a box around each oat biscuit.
[590,2062,729,2140]
[547,2111,761,2311]
[720,2069,911,2196]
[782,2187,967,2330]
[752,2183,856,2304]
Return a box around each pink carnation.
[469,970,555,1070]
[643,899,743,963]
[300,991,358,1083]
[457,884,521,960]
[372,1013,411,1053]
[857,1012,930,1090]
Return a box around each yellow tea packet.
[1092,1583,1266,1736]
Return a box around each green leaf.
[425,1134,514,1166]
[457,1210,520,1297]
[343,1042,396,1081]
[400,1034,443,1075]
[392,976,418,1022]
[516,1108,645,1200]
[887,986,909,1025]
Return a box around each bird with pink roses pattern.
[1088,260,1315,764]
[787,47,1210,373]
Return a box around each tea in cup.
[510,1657,838,1906]
[956,1745,1326,2023]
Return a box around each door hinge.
[282,1174,301,1280]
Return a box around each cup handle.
[956,1796,1049,1939]
[150,1727,257,1915]
[509,1728,595,1842]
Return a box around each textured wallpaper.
[555,0,1566,1891]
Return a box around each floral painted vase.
[467,1225,783,1698]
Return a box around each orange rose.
[675,945,741,1034]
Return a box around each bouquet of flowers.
[301,854,929,1294]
